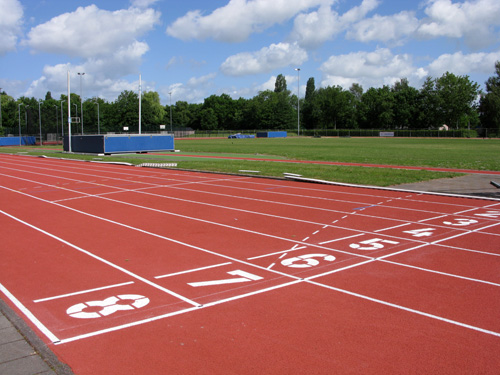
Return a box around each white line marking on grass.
[0,282,60,343]
[33,281,135,303]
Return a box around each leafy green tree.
[302,77,320,129]
[416,76,438,128]
[480,61,500,133]
[274,74,288,94]
[391,78,419,129]
[316,86,357,129]
[202,94,243,129]
[200,107,218,130]
[359,86,394,129]
[142,91,165,132]
[434,72,480,128]
[349,83,363,101]
[244,90,295,130]
[112,90,139,131]
[1,91,17,135]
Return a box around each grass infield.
[1,137,499,186]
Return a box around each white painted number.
[474,211,500,218]
[403,228,436,237]
[281,254,336,268]
[67,294,149,319]
[188,270,263,287]
[443,218,478,226]
[349,238,399,251]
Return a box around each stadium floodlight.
[295,68,300,136]
[60,100,65,138]
[94,99,100,134]
[53,105,58,141]
[38,100,43,146]
[18,103,23,146]
[169,91,172,132]
[78,72,85,134]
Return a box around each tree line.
[1,61,500,138]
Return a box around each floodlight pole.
[60,101,65,138]
[94,99,100,134]
[54,105,58,142]
[18,103,23,146]
[38,100,43,146]
[295,68,300,136]
[78,72,85,134]
[169,91,172,132]
[68,70,72,153]
[139,74,142,134]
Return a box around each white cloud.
[220,42,308,76]
[290,5,341,48]
[163,73,217,103]
[0,0,23,55]
[130,0,160,8]
[427,51,500,78]
[290,0,379,48]
[20,4,160,101]
[166,0,333,42]
[347,11,419,44]
[24,5,160,58]
[418,0,500,49]
[320,48,426,88]
[340,0,379,24]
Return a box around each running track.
[1,153,499,374]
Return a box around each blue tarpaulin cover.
[228,133,255,139]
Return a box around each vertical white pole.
[68,71,72,153]
[139,74,142,134]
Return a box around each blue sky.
[1,0,500,105]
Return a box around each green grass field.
[2,137,499,186]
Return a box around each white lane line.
[319,233,364,245]
[1,169,488,249]
[0,282,60,343]
[306,279,500,338]
[33,281,135,303]
[381,260,500,287]
[155,262,232,279]
[375,223,411,233]
[1,161,487,226]
[1,185,307,280]
[0,209,201,308]
[55,305,201,345]
[56,279,302,345]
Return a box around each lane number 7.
[188,270,263,287]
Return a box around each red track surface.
[1,154,499,374]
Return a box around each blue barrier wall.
[256,131,287,138]
[64,134,174,154]
[0,136,36,146]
